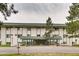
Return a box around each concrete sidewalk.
[0,46,79,54]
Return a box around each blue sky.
[1,3,71,24]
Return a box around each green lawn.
[0,53,79,56]
[0,45,10,47]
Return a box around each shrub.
[6,42,11,46]
[73,44,79,47]
[0,41,1,46]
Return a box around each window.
[27,28,31,31]
[63,28,65,30]
[10,34,13,36]
[63,41,67,44]
[63,34,68,38]
[15,34,17,36]
[6,27,9,30]
[37,34,40,37]
[75,39,77,42]
[17,34,22,38]
[27,34,31,37]
[17,27,20,30]
[6,34,11,38]
[54,27,59,30]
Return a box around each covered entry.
[20,36,48,45]
[20,35,62,46]
[34,39,48,45]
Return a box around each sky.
[0,3,71,24]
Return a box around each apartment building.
[0,23,78,46]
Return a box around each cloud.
[3,3,71,23]
[14,3,69,15]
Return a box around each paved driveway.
[0,46,79,54]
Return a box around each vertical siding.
[6,28,11,42]
[40,28,45,36]
[31,28,36,36]
[17,28,22,34]
[54,30,59,35]
[37,28,41,35]
[11,28,17,46]
[6,28,10,34]
[1,28,6,45]
[22,28,27,36]
[59,28,64,44]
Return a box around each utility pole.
[17,29,20,55]
[17,42,20,55]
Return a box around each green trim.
[20,35,62,40]
[21,36,46,40]
[1,23,66,28]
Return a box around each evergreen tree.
[44,17,53,37]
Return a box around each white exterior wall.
[76,38,79,44]
[40,28,45,36]
[6,28,11,42]
[17,28,23,42]
[54,30,59,35]
[1,28,6,45]
[71,37,79,45]
[6,28,10,34]
[18,38,22,42]
[6,38,11,42]
[22,28,27,36]
[37,28,41,35]
[63,29,66,34]
[11,28,17,46]
[59,29,64,44]
[63,29,67,42]
[17,28,22,34]
[66,37,70,45]
[69,38,74,46]
[0,29,1,41]
[31,28,36,36]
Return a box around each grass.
[73,45,79,47]
[0,53,79,56]
[0,45,10,47]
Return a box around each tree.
[66,20,79,34]
[44,17,53,38]
[66,3,79,21]
[0,3,18,20]
[0,3,19,54]
[66,3,79,39]
[66,3,79,45]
